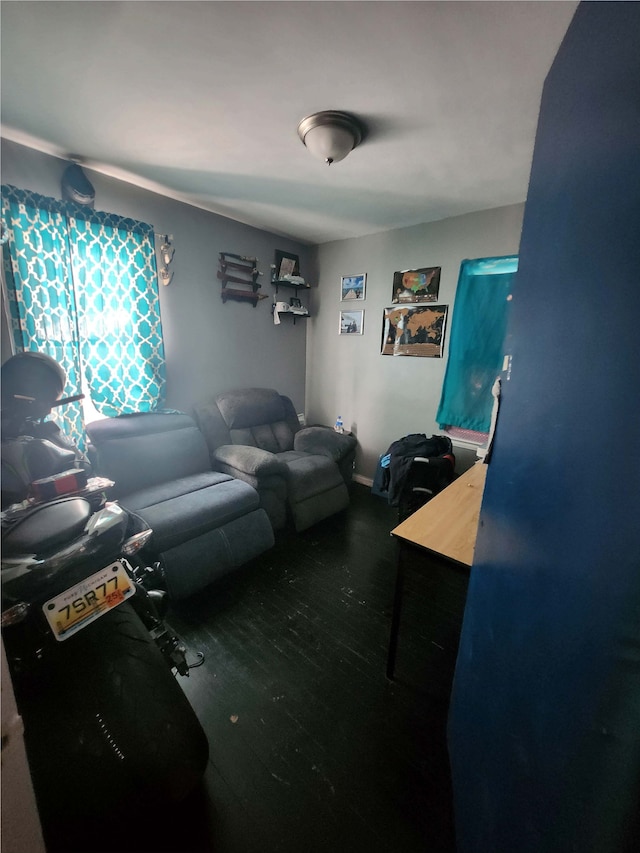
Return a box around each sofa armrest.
[294,426,357,462]
[213,444,287,478]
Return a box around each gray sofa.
[192,388,357,532]
[86,412,274,599]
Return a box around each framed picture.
[391,266,441,304]
[339,309,364,335]
[289,297,302,308]
[274,250,300,279]
[341,273,366,301]
[381,304,448,357]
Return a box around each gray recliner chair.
[192,388,357,532]
[85,412,275,599]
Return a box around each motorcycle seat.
[2,496,92,557]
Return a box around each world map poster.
[381,304,448,357]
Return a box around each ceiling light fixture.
[61,156,95,207]
[297,111,365,165]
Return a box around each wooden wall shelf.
[221,287,268,307]
[218,252,265,306]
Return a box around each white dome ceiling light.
[297,111,365,165]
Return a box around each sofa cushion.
[216,388,286,429]
[86,413,211,499]
[215,388,300,453]
[294,426,357,464]
[118,473,261,552]
[228,422,293,454]
[278,452,344,503]
[290,483,349,532]
[214,444,287,477]
[161,508,274,600]
[190,399,232,455]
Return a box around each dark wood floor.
[152,484,459,853]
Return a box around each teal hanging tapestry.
[436,255,518,435]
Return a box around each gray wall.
[307,204,525,480]
[1,139,312,415]
[2,139,524,479]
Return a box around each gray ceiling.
[1,1,578,245]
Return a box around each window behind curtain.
[436,255,518,442]
[66,207,166,417]
[1,184,166,447]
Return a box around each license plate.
[43,559,135,641]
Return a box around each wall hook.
[157,234,175,286]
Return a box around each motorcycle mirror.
[51,393,85,408]
[8,392,84,408]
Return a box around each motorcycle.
[1,353,209,851]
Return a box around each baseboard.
[353,473,373,488]
[450,439,486,456]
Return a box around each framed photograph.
[391,266,441,304]
[381,304,448,357]
[339,309,364,335]
[289,297,302,308]
[274,250,300,279]
[341,273,366,301]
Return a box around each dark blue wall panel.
[448,3,640,851]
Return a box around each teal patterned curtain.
[1,188,86,446]
[436,255,518,434]
[1,185,166,445]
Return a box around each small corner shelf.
[271,278,312,295]
[271,275,312,323]
[271,307,310,325]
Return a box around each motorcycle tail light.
[30,468,89,501]
[122,528,153,556]
[1,602,30,627]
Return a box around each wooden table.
[386,461,487,685]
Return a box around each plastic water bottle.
[334,415,344,434]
